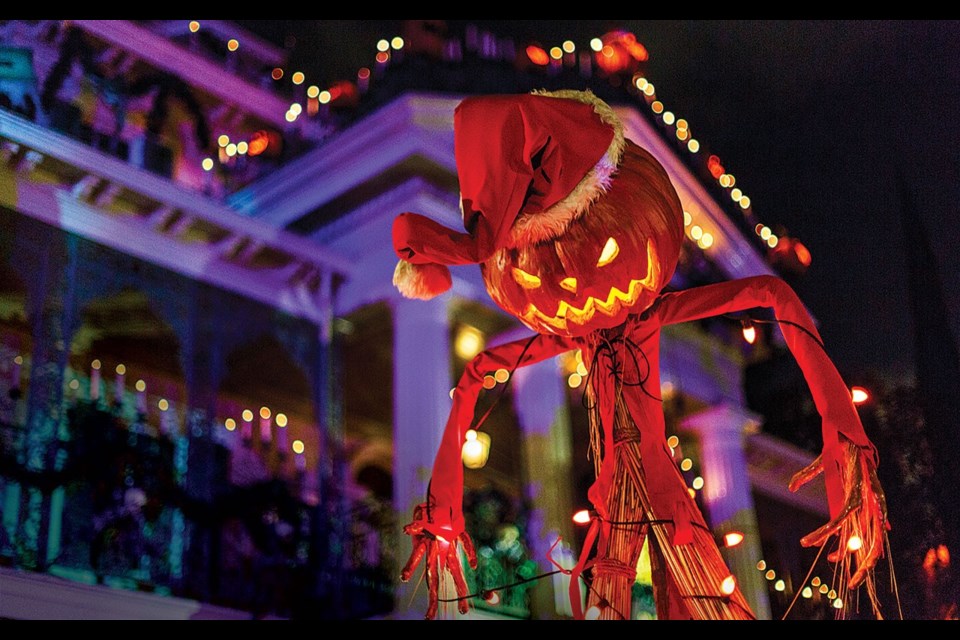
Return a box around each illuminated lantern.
[481,141,682,337]
[594,30,648,76]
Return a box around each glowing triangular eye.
[512,267,542,289]
[560,277,578,293]
[597,237,620,267]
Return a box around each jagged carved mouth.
[519,239,660,333]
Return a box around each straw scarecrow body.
[392,90,888,620]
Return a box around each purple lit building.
[0,20,838,620]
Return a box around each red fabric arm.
[423,331,577,538]
[653,275,876,517]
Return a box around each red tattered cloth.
[410,275,876,615]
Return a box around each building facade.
[0,19,836,620]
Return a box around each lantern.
[480,141,683,337]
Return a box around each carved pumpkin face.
[480,142,684,337]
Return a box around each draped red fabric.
[412,273,876,616]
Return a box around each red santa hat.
[392,89,626,299]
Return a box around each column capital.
[680,402,761,438]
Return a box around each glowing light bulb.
[721,575,737,596]
[573,510,592,525]
[847,535,863,551]
[724,531,744,548]
[742,320,757,345]
[851,386,870,404]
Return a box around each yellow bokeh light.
[683,211,692,226]
[242,409,253,422]
[576,362,588,377]
[92,359,101,370]
[721,575,737,596]
[802,587,813,599]
[135,379,146,392]
[774,579,785,592]
[819,584,829,594]
[759,226,772,240]
[307,85,320,99]
[227,39,239,52]
[455,325,484,360]
[687,139,700,153]
[757,560,766,571]
[827,589,837,600]
[237,141,248,155]
[690,225,703,240]
[391,36,404,50]
[291,72,305,85]
[651,101,664,114]
[69,379,80,390]
[550,46,563,60]
[719,174,732,188]
[494,368,510,383]
[218,134,230,147]
[225,418,236,431]
[767,235,779,248]
[590,38,603,52]
[765,569,776,580]
[676,129,689,141]
[662,111,675,126]
[292,439,305,454]
[289,103,303,116]
[692,476,704,490]
[225,143,237,157]
[13,355,22,365]
[568,373,582,388]
[202,157,214,171]
[158,398,169,411]
[482,375,496,390]
[676,118,689,131]
[667,435,680,449]
[465,429,478,442]
[285,111,297,123]
[731,188,743,201]
[680,458,693,471]
[319,90,331,104]
[811,576,821,587]
[700,232,714,249]
[276,413,288,427]
[563,40,576,53]
[377,39,390,52]
[739,196,751,209]
[833,598,844,609]
[260,406,271,420]
[687,488,696,498]
[116,364,126,375]
[189,21,200,33]
[644,83,655,96]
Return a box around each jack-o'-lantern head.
[392,90,683,337]
[480,141,682,336]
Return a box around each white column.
[681,403,772,620]
[390,295,451,619]
[510,350,576,620]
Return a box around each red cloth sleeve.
[653,275,876,517]
[421,332,577,538]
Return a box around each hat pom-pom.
[393,260,452,300]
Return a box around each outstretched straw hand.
[400,503,479,619]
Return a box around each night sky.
[242,19,960,383]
